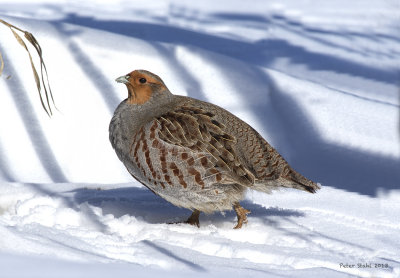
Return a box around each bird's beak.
[115,75,130,84]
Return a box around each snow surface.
[0,0,399,277]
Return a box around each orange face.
[116,70,167,105]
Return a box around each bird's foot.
[168,209,200,228]
[233,203,250,229]
[185,209,200,228]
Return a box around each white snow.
[0,0,399,277]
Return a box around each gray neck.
[109,90,175,161]
[122,90,174,128]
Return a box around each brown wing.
[129,105,255,192]
[169,98,320,193]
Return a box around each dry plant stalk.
[0,19,56,116]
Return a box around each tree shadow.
[59,13,399,86]
[53,23,121,114]
[142,240,206,272]
[0,140,16,182]
[212,11,400,53]
[0,45,67,183]
[266,76,400,195]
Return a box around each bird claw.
[185,218,200,228]
[168,210,200,228]
[233,203,250,229]
[185,209,201,228]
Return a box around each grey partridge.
[110,70,320,229]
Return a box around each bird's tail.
[252,168,320,194]
[282,168,320,193]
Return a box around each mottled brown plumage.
[110,70,320,229]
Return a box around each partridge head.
[115,70,169,105]
[110,69,320,229]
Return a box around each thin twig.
[0,18,56,116]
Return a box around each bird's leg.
[185,209,201,228]
[233,202,250,229]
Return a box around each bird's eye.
[139,78,147,84]
[126,75,130,79]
